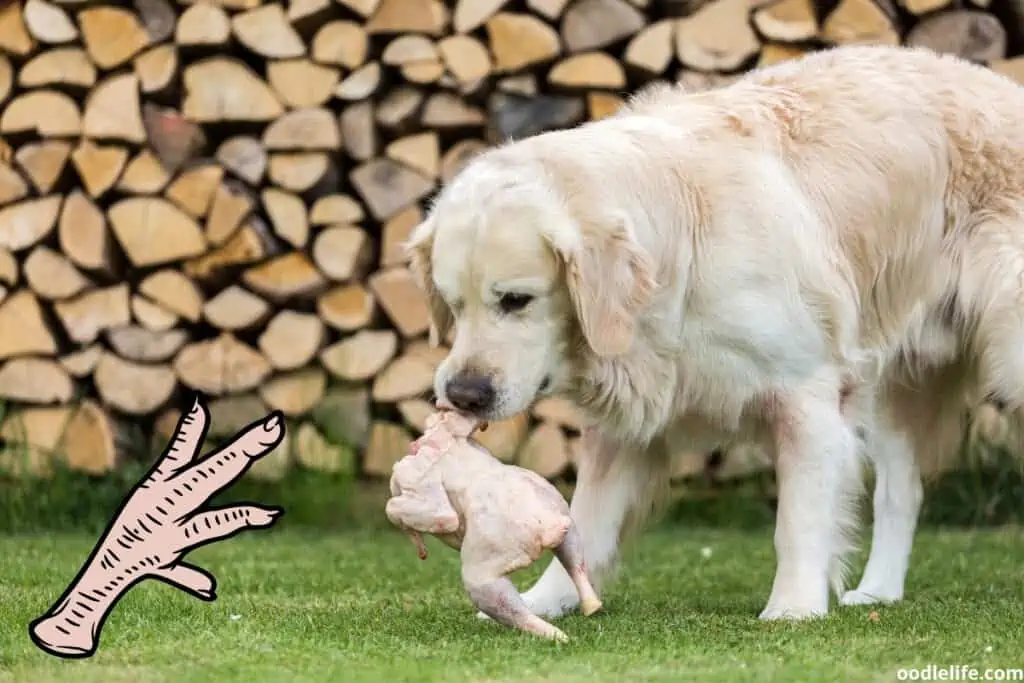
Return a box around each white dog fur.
[405,44,1024,620]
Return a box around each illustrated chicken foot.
[28,396,286,659]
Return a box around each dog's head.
[405,152,656,421]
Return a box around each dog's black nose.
[445,375,495,413]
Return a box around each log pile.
[0,0,1021,483]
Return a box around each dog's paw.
[758,600,828,621]
[840,588,902,606]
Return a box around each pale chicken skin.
[385,410,602,642]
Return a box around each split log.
[364,420,413,477]
[441,139,487,183]
[904,10,1006,62]
[15,140,71,195]
[527,0,570,20]
[485,13,561,73]
[138,269,203,322]
[0,291,58,359]
[0,2,35,57]
[23,245,92,300]
[340,101,378,161]
[82,73,147,143]
[107,325,189,362]
[131,294,179,331]
[0,196,62,252]
[453,0,509,33]
[202,284,270,330]
[294,421,355,473]
[263,107,340,151]
[1,90,81,137]
[79,6,150,69]
[339,0,380,19]
[116,149,171,195]
[204,392,269,439]
[183,219,278,284]
[261,188,308,248]
[0,249,17,285]
[58,190,115,273]
[309,386,371,449]
[242,252,328,302]
[173,333,272,395]
[0,406,72,476]
[588,92,624,120]
[561,0,646,52]
[232,4,305,59]
[141,103,207,173]
[53,283,131,344]
[257,309,325,370]
[134,44,177,95]
[216,136,267,185]
[438,35,492,83]
[23,0,78,45]
[367,266,431,338]
[267,59,338,108]
[20,47,96,89]
[549,52,626,89]
[349,158,433,221]
[487,92,584,142]
[532,396,585,431]
[365,0,449,36]
[183,57,284,122]
[259,367,326,416]
[311,20,368,68]
[624,19,674,74]
[319,329,398,381]
[134,0,177,43]
[59,344,102,378]
[317,283,376,331]
[165,163,224,218]
[267,152,336,194]
[206,180,255,245]
[371,351,435,402]
[175,1,231,47]
[310,193,364,225]
[0,54,9,105]
[675,0,761,71]
[311,224,372,282]
[380,205,422,268]
[821,0,900,46]
[287,0,333,30]
[518,421,570,478]
[382,34,437,65]
[397,398,432,433]
[376,87,425,133]
[108,197,207,266]
[0,357,74,404]
[93,351,177,414]
[334,61,382,101]
[474,413,529,463]
[61,400,126,474]
[421,92,484,128]
[70,141,128,199]
[758,42,807,67]
[752,0,818,42]
[0,161,27,205]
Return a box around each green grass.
[1,524,1021,683]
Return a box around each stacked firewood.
[0,0,1021,482]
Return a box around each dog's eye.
[498,293,533,313]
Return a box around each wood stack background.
[1,0,1023,484]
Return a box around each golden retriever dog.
[405,44,1024,620]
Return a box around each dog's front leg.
[478,428,668,620]
[760,377,863,621]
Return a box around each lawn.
[0,524,1021,683]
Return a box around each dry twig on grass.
[28,395,286,659]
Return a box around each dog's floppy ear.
[404,215,454,347]
[556,214,656,358]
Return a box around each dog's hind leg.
[841,420,921,606]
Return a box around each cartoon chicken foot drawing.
[28,395,287,659]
